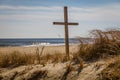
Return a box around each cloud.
[0,4,120,22]
[0,14,62,21]
[0,5,62,11]
[0,4,120,38]
[69,4,120,21]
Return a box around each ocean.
[0,38,80,47]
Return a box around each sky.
[0,0,120,38]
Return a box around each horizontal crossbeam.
[53,22,79,25]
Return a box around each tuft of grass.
[35,46,45,64]
[98,57,120,80]
[0,51,36,68]
[40,52,67,64]
[0,47,69,68]
[0,53,10,67]
[76,29,120,61]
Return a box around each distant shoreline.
[0,38,93,47]
[0,43,79,47]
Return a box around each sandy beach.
[0,45,80,55]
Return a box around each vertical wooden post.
[64,7,69,60]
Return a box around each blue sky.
[0,0,120,38]
[0,0,120,7]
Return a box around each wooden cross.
[53,6,79,60]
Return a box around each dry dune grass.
[0,45,79,68]
[0,50,66,68]
[75,29,120,80]
[0,29,120,68]
[0,51,35,67]
[76,29,120,61]
[98,56,120,80]
[0,29,120,80]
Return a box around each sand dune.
[0,57,115,80]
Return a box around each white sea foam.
[23,42,66,47]
[22,42,80,47]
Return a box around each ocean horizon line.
[0,38,81,47]
[0,38,78,39]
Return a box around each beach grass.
[0,47,70,68]
[0,29,120,66]
[0,29,120,80]
[76,29,120,61]
[98,56,120,80]
[76,29,120,80]
[0,45,79,67]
